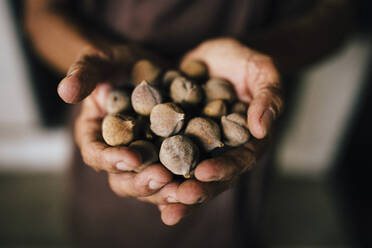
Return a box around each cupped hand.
[157,37,283,225]
[58,45,182,223]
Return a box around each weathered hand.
[58,45,183,223]
[157,38,283,225]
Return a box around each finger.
[176,178,236,206]
[243,55,283,139]
[247,86,283,139]
[160,204,192,226]
[75,107,142,173]
[88,83,112,112]
[138,182,180,205]
[133,164,173,196]
[194,145,256,182]
[108,172,137,197]
[158,205,167,211]
[58,47,113,103]
[176,179,210,205]
[109,166,174,198]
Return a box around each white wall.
[276,36,371,177]
[0,1,71,172]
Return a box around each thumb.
[247,87,283,139]
[57,48,113,104]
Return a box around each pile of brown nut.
[102,59,250,178]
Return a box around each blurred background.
[0,0,371,247]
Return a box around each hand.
[58,45,182,223]
[156,38,283,225]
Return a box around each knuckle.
[80,143,101,171]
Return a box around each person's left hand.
[157,37,283,225]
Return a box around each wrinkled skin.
[58,38,283,226]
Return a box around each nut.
[202,99,227,118]
[132,59,161,86]
[185,117,224,152]
[180,59,208,79]
[231,102,248,114]
[162,70,181,88]
[204,78,236,103]
[224,113,247,126]
[170,77,203,106]
[102,114,136,146]
[221,113,250,146]
[129,140,158,172]
[150,103,185,137]
[106,90,130,114]
[159,135,199,177]
[131,80,162,116]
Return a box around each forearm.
[243,0,354,75]
[25,0,107,74]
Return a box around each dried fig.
[106,90,130,114]
[204,78,236,103]
[221,113,250,146]
[185,117,224,151]
[159,135,199,177]
[180,60,208,79]
[231,102,248,114]
[150,103,185,137]
[102,114,136,146]
[202,99,227,118]
[132,60,161,86]
[170,77,203,106]
[131,80,162,116]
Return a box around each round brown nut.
[202,99,227,118]
[185,117,224,152]
[131,80,162,116]
[106,90,130,114]
[129,140,159,173]
[180,59,208,79]
[150,103,185,137]
[224,113,247,126]
[162,70,181,88]
[132,59,161,86]
[231,101,248,114]
[221,113,250,146]
[159,135,199,177]
[170,77,203,106]
[102,114,136,146]
[204,78,236,103]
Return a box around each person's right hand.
[58,45,182,222]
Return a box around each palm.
[182,38,282,139]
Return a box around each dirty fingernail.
[149,180,163,190]
[116,162,130,171]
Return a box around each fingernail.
[149,180,163,190]
[262,109,273,135]
[167,197,177,203]
[116,162,130,171]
